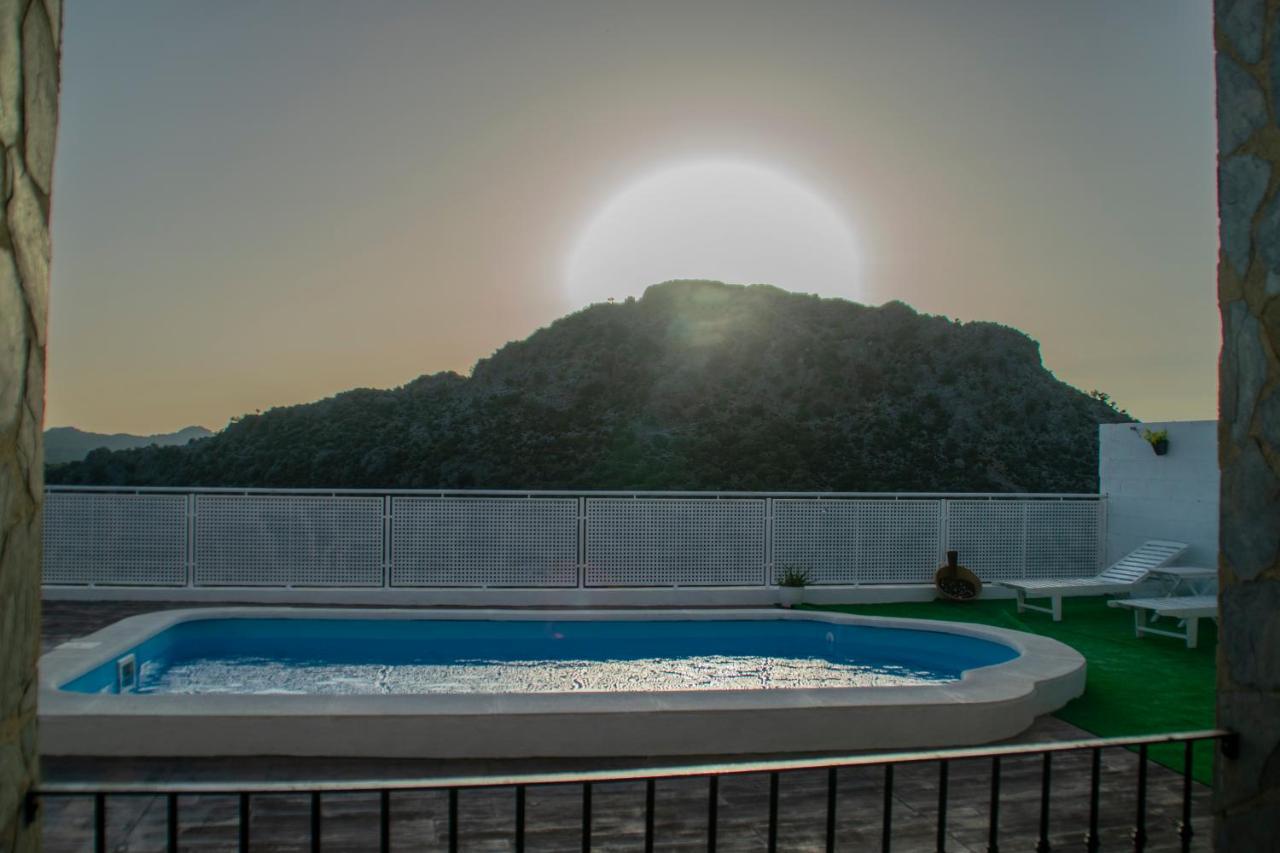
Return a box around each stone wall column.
[1215,0,1280,848]
[0,1,59,851]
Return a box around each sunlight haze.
[565,161,863,306]
[47,1,1216,434]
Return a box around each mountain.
[46,281,1131,492]
[44,425,213,465]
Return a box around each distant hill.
[44,425,213,465]
[47,281,1131,492]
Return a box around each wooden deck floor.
[38,600,1215,852]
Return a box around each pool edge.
[39,607,1086,758]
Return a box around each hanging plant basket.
[1141,428,1170,456]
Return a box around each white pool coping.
[39,607,1087,758]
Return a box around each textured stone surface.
[1258,193,1280,277]
[19,1,54,195]
[1261,386,1280,439]
[1218,155,1270,277]
[1222,582,1280,688]
[1216,0,1280,845]
[1217,54,1267,155]
[1216,689,1280,849]
[0,251,24,437]
[0,4,20,149]
[1226,300,1267,445]
[1220,0,1266,64]
[0,1,59,850]
[1221,440,1280,581]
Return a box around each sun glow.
[564,161,863,308]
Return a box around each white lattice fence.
[390,497,579,587]
[944,500,1102,580]
[772,499,943,585]
[193,495,384,586]
[42,489,1105,589]
[945,500,1029,580]
[1025,500,1104,578]
[584,498,767,586]
[42,492,188,585]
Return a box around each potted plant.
[777,566,811,608]
[1141,428,1170,456]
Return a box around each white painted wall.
[1099,420,1218,567]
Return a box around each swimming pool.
[40,608,1086,758]
[60,616,1020,696]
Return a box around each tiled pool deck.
[39,601,1213,851]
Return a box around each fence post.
[1021,500,1030,580]
[578,496,587,589]
[383,495,392,589]
[938,498,950,572]
[765,497,774,587]
[186,492,196,588]
[1097,495,1108,571]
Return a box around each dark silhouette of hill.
[44,425,213,465]
[47,281,1130,492]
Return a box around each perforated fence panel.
[772,500,858,584]
[43,489,1105,590]
[945,500,1028,580]
[1025,500,1104,578]
[390,497,579,587]
[853,500,945,584]
[43,492,188,585]
[772,499,943,585]
[193,495,384,586]
[585,498,766,586]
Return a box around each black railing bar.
[936,759,949,852]
[581,782,592,853]
[825,766,837,853]
[166,792,178,853]
[380,789,390,853]
[767,771,779,852]
[987,754,1000,853]
[1178,742,1194,853]
[1085,747,1101,853]
[515,784,526,853]
[1133,743,1149,851]
[707,775,718,852]
[32,729,1232,796]
[93,792,105,853]
[238,792,249,852]
[644,778,655,853]
[310,791,321,853]
[448,787,459,853]
[881,764,893,853]
[1035,752,1051,853]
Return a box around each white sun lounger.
[1108,595,1218,648]
[995,540,1189,622]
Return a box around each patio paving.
[38,600,1215,851]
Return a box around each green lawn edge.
[803,596,1217,785]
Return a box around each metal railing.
[42,486,1106,590]
[32,729,1232,852]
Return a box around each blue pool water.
[63,618,1019,696]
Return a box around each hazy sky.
[48,1,1217,434]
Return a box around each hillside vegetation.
[47,281,1130,492]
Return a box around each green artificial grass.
[804,596,1217,784]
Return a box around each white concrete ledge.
[40,607,1085,759]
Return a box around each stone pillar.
[0,1,59,851]
[1215,0,1280,848]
